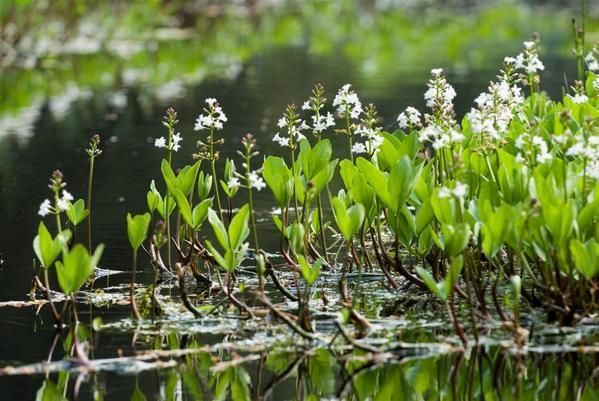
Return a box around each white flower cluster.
[567,92,589,105]
[419,125,464,150]
[228,169,266,191]
[467,60,524,142]
[249,170,266,191]
[438,181,468,199]
[585,46,599,72]
[311,112,335,133]
[333,84,363,119]
[194,98,228,131]
[397,106,422,130]
[418,69,463,150]
[154,132,182,152]
[38,190,73,216]
[514,133,552,164]
[351,125,384,154]
[424,68,456,115]
[566,136,599,180]
[272,115,309,147]
[514,41,545,75]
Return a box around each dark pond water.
[0,1,597,400]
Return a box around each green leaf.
[205,240,227,271]
[177,160,201,196]
[416,267,446,300]
[66,199,89,226]
[33,222,72,269]
[172,188,192,227]
[55,244,104,294]
[441,223,471,257]
[228,204,250,250]
[36,379,67,401]
[356,157,391,207]
[570,239,599,280]
[332,197,365,242]
[192,198,213,229]
[299,255,322,286]
[388,156,421,213]
[126,213,151,251]
[288,222,305,257]
[197,171,213,201]
[130,387,147,401]
[262,156,293,207]
[161,159,178,195]
[207,209,229,249]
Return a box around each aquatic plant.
[25,37,599,391]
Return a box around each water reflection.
[26,330,599,400]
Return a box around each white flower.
[171,132,182,152]
[57,198,70,211]
[514,41,544,74]
[431,68,443,76]
[397,106,421,130]
[227,176,241,189]
[272,132,290,147]
[61,190,74,202]
[155,132,182,152]
[438,182,468,199]
[154,137,166,148]
[568,94,589,104]
[453,182,468,199]
[311,112,335,133]
[438,187,452,198]
[351,142,367,154]
[584,48,599,72]
[249,171,266,191]
[333,84,363,120]
[38,199,52,216]
[194,98,227,131]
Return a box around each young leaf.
[228,204,250,250]
[55,243,104,294]
[66,199,89,226]
[208,209,229,249]
[33,222,72,269]
[126,213,151,252]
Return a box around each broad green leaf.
[126,213,151,251]
[228,204,250,250]
[299,255,322,286]
[66,199,89,226]
[33,223,71,269]
[55,243,104,294]
[192,198,213,229]
[207,209,229,249]
[172,188,192,227]
[288,222,305,256]
[36,379,67,401]
[332,197,365,242]
[570,239,599,280]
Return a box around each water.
[0,1,597,399]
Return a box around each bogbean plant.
[34,167,104,359]
[33,40,599,346]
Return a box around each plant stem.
[316,194,329,262]
[87,155,95,253]
[210,127,224,223]
[44,268,62,326]
[131,250,141,320]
